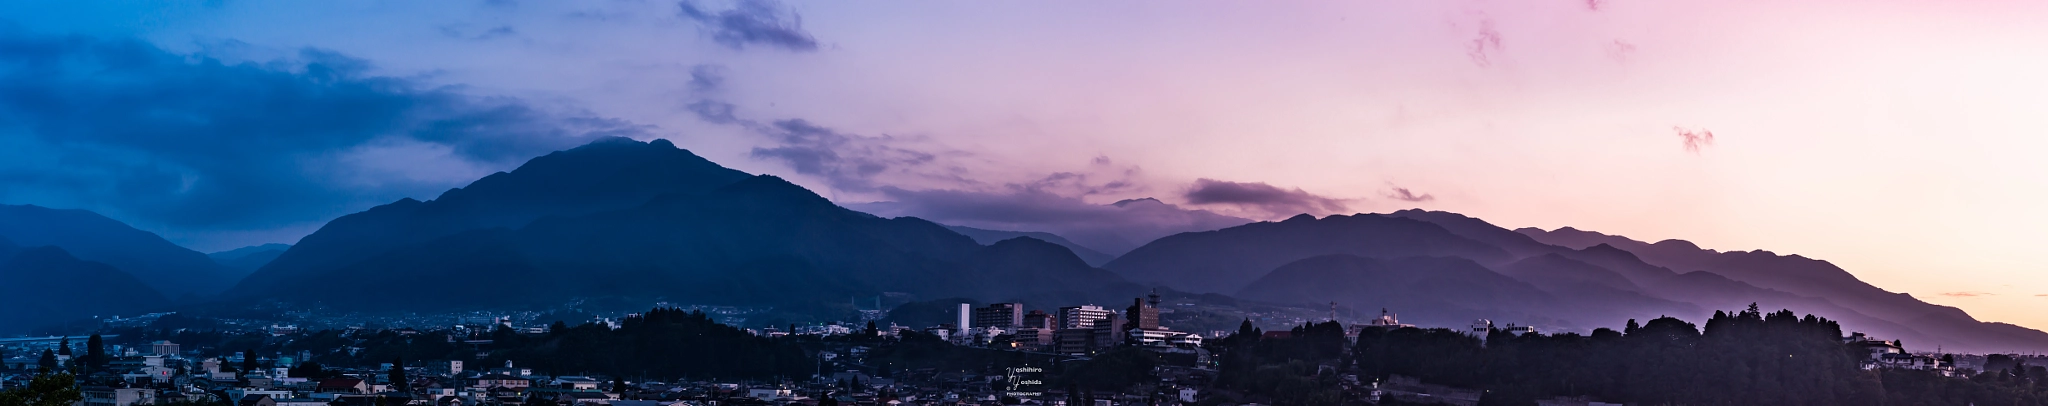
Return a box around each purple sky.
[2,0,2046,330]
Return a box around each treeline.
[1210,320,1354,406]
[1209,306,2048,406]
[489,308,812,380]
[1364,307,2048,405]
[104,308,812,381]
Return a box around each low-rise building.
[81,386,155,406]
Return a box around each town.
[4,293,2035,406]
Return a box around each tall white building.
[1057,305,1112,329]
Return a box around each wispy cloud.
[438,25,518,41]
[677,0,819,52]
[688,64,727,93]
[1605,40,1637,63]
[1940,291,1994,298]
[687,100,958,193]
[1384,186,1436,203]
[1466,18,1503,67]
[1675,126,1716,153]
[1184,179,1349,218]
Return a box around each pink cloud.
[1385,187,1436,203]
[1674,126,1716,153]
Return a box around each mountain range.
[0,237,168,331]
[226,137,1139,310]
[0,204,244,299]
[209,243,292,273]
[3,137,2044,354]
[945,225,1115,266]
[1107,209,2048,353]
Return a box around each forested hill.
[1209,306,2048,405]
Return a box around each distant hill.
[1105,213,1512,294]
[210,243,291,273]
[0,237,169,333]
[0,204,243,299]
[945,226,1114,266]
[227,138,1135,310]
[1237,255,1566,327]
[1105,208,2048,352]
[1517,225,2048,354]
[851,197,1251,257]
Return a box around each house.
[318,377,370,394]
[745,388,792,401]
[558,391,615,405]
[471,374,532,390]
[238,394,278,406]
[274,398,331,406]
[609,400,686,406]
[227,389,293,402]
[80,386,155,406]
[554,377,601,391]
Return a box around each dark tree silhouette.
[388,358,407,392]
[83,335,104,372]
[36,350,56,373]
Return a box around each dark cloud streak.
[688,64,727,93]
[687,100,944,192]
[676,0,819,52]
[1385,187,1436,202]
[438,25,518,41]
[0,29,649,246]
[1184,178,1348,217]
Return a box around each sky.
[1,0,2046,330]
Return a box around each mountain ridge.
[228,138,1135,311]
[0,237,170,333]
[0,204,242,299]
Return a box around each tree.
[84,335,105,372]
[0,372,84,406]
[291,362,330,379]
[242,348,260,373]
[55,338,70,357]
[388,358,408,392]
[864,321,879,337]
[36,350,56,373]
[612,376,628,396]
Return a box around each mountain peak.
[1651,239,1705,252]
[240,137,754,296]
